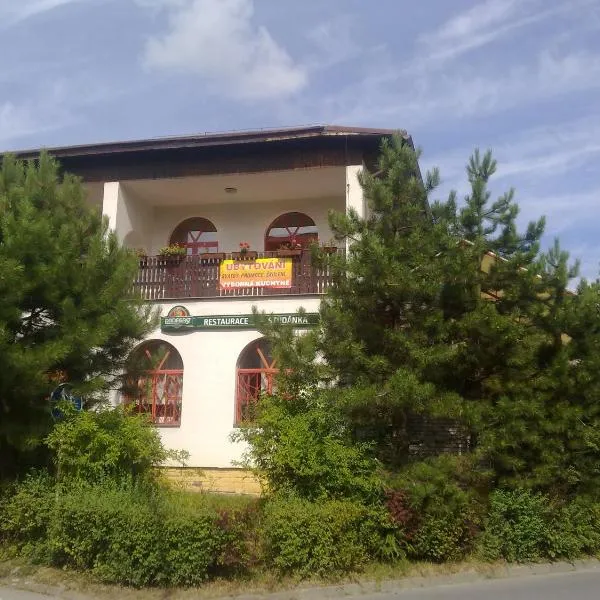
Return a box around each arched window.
[264,212,318,251]
[235,338,278,424]
[125,340,183,426]
[170,217,218,255]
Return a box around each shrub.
[161,490,254,584]
[47,481,251,587]
[387,456,484,562]
[410,513,472,562]
[45,405,170,485]
[0,472,55,561]
[546,498,600,560]
[49,481,163,585]
[479,489,550,562]
[261,496,396,577]
[234,392,382,503]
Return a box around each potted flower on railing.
[232,241,257,260]
[321,239,338,254]
[277,240,303,257]
[158,243,187,265]
[134,248,148,267]
[198,250,225,261]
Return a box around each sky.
[1,0,600,278]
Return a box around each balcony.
[133,249,341,301]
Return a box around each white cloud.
[0,76,116,150]
[416,0,592,68]
[141,0,307,101]
[442,48,600,118]
[418,0,523,63]
[0,0,88,26]
[0,101,68,148]
[326,46,600,131]
[423,115,600,192]
[521,188,600,232]
[0,103,39,141]
[305,15,363,71]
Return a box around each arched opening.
[125,340,183,426]
[169,217,218,255]
[264,212,318,251]
[235,338,278,424]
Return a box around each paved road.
[2,569,600,599]
[0,589,57,600]
[362,568,600,600]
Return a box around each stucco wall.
[103,165,365,471]
[150,196,343,255]
[102,182,153,249]
[124,296,321,469]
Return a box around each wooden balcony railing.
[133,249,341,301]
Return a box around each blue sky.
[1,0,600,278]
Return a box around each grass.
[0,552,527,600]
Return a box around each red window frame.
[170,217,219,256]
[264,212,318,251]
[126,343,183,426]
[235,340,278,425]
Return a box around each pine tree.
[251,134,600,495]
[0,152,154,477]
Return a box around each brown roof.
[14,125,410,160]
[8,124,411,183]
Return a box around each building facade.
[19,125,410,492]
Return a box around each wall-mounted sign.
[219,257,292,290]
[161,308,319,332]
[167,306,191,318]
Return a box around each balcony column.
[345,165,365,251]
[102,181,150,251]
[345,164,365,218]
[102,181,126,242]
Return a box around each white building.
[20,125,411,493]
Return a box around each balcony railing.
[133,249,341,301]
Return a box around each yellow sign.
[219,257,292,289]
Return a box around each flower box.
[159,255,185,267]
[277,248,302,257]
[232,251,258,260]
[199,252,225,261]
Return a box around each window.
[235,338,278,424]
[125,341,183,426]
[264,212,318,251]
[170,217,218,255]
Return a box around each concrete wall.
[102,182,153,249]
[125,296,321,469]
[102,167,365,254]
[151,195,343,255]
[102,165,365,473]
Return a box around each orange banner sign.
[219,257,293,289]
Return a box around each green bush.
[0,472,55,561]
[546,499,600,560]
[261,496,395,577]
[480,489,550,562]
[49,481,162,584]
[410,513,473,562]
[161,491,253,585]
[388,456,484,562]
[45,405,171,485]
[234,392,382,503]
[48,481,250,587]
